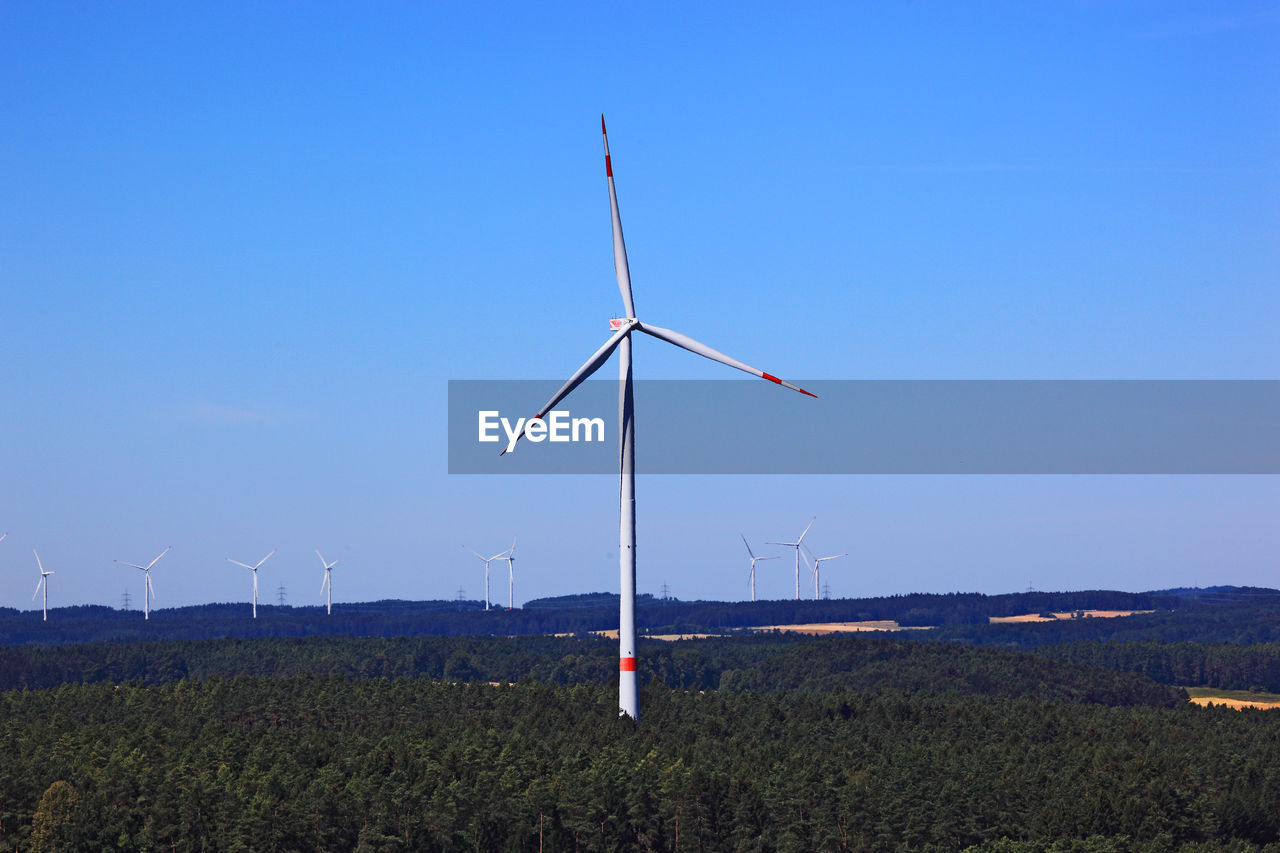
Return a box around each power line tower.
[822,581,832,600]
[660,582,671,601]
[276,584,287,606]
[121,590,132,611]
[456,587,466,610]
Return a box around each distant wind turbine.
[767,518,816,601]
[316,550,337,615]
[502,118,815,722]
[803,544,847,600]
[115,546,171,621]
[464,543,512,611]
[0,532,7,544]
[226,549,276,618]
[32,550,54,621]
[741,535,779,602]
[499,537,517,609]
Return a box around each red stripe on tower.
[762,373,783,385]
[619,657,637,672]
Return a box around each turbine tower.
[32,550,54,621]
[804,544,847,600]
[500,536,517,609]
[741,535,779,602]
[767,517,816,601]
[226,549,276,618]
[464,544,511,611]
[504,118,814,721]
[316,550,337,615]
[115,546,171,621]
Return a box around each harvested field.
[1187,687,1280,710]
[648,633,720,641]
[989,609,1153,624]
[748,621,931,635]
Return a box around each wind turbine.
[464,544,511,611]
[316,550,337,615]
[741,535,779,602]
[803,544,847,600]
[503,118,815,721]
[226,549,276,618]
[500,536,517,609]
[767,517,816,601]
[32,550,54,621]
[115,546,171,621]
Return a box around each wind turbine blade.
[116,561,148,571]
[464,546,486,561]
[33,549,43,573]
[741,534,756,559]
[32,578,43,599]
[797,517,816,544]
[254,549,277,570]
[148,577,157,602]
[509,535,517,556]
[146,546,172,570]
[501,325,631,455]
[321,571,329,593]
[226,559,255,570]
[636,323,817,397]
[758,555,780,562]
[602,115,635,318]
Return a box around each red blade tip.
[601,115,607,134]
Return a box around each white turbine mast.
[803,543,847,600]
[115,546,171,621]
[500,536,517,609]
[503,118,815,721]
[767,517,816,602]
[316,550,338,615]
[226,549,276,619]
[741,534,779,603]
[464,543,512,611]
[32,549,54,621]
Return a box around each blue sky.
[1,2,1276,611]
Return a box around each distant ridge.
[3,586,1279,647]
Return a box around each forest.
[4,589,1280,850]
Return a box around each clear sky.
[1,1,1276,612]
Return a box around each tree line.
[0,587,1243,646]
